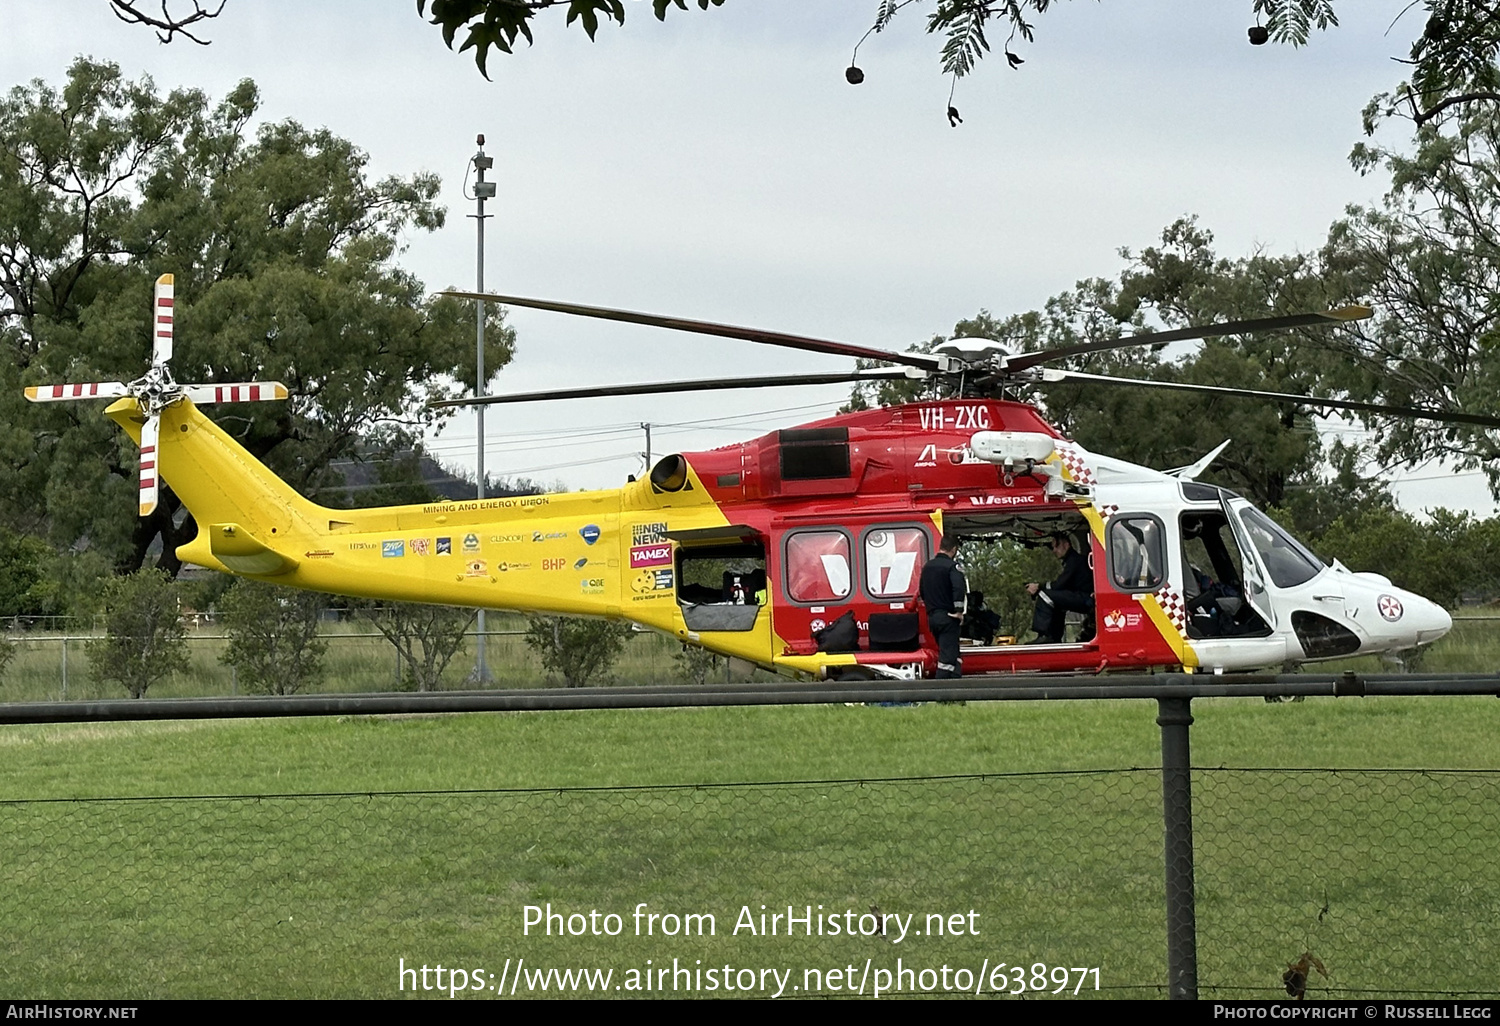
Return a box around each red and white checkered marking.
[1096,503,1120,522]
[1152,585,1189,635]
[1378,594,1404,622]
[1053,442,1096,485]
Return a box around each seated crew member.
[919,533,968,678]
[1025,533,1094,643]
[960,591,1002,646]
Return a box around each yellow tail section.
[102,396,778,668]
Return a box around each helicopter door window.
[1236,507,1323,589]
[863,527,927,599]
[1106,514,1167,593]
[785,531,853,603]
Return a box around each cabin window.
[677,542,766,633]
[1107,514,1167,593]
[785,530,853,602]
[863,526,927,599]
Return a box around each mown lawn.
[1,697,1498,999]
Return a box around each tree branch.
[107,0,226,45]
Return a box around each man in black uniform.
[1026,532,1094,643]
[920,534,968,678]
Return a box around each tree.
[524,615,634,686]
[1317,103,1500,492]
[219,579,328,695]
[359,602,476,691]
[86,568,190,698]
[674,642,722,685]
[0,59,514,576]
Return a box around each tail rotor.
[23,273,290,518]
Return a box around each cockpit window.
[1236,507,1323,589]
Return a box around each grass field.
[2,695,1499,999]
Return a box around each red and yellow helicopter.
[27,276,1492,681]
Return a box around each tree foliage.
[418,0,726,77]
[524,615,634,686]
[359,602,476,691]
[0,59,514,578]
[85,568,189,698]
[219,579,328,695]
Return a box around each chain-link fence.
[2,766,1496,999]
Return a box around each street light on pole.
[471,134,496,684]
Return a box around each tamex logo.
[630,544,672,568]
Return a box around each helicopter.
[25,275,1496,681]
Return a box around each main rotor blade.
[429,369,913,409]
[438,290,946,373]
[153,274,175,367]
[1039,368,1500,429]
[1004,306,1374,373]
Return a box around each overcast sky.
[9,1,1489,514]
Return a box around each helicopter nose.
[1401,592,1453,647]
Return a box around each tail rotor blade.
[24,382,130,403]
[139,414,159,517]
[152,274,175,367]
[181,382,290,404]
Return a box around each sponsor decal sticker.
[968,494,1038,506]
[541,558,567,571]
[497,561,531,573]
[532,530,567,543]
[408,538,430,556]
[580,577,606,594]
[629,543,673,568]
[580,524,601,545]
[488,533,523,544]
[574,557,591,570]
[462,533,481,553]
[631,522,668,545]
[436,537,452,555]
[382,540,405,558]
[1102,609,1142,631]
[465,559,487,578]
[631,569,674,595]
[348,541,378,551]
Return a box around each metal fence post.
[1158,695,1198,1000]
[60,637,67,700]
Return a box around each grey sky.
[10,1,1483,512]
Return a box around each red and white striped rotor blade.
[24,382,130,403]
[182,381,290,404]
[152,273,175,366]
[138,413,160,518]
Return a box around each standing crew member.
[920,533,968,679]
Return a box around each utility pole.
[471,134,496,685]
[641,422,652,472]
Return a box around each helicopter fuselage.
[106,395,1450,680]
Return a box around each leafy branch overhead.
[416,0,726,77]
